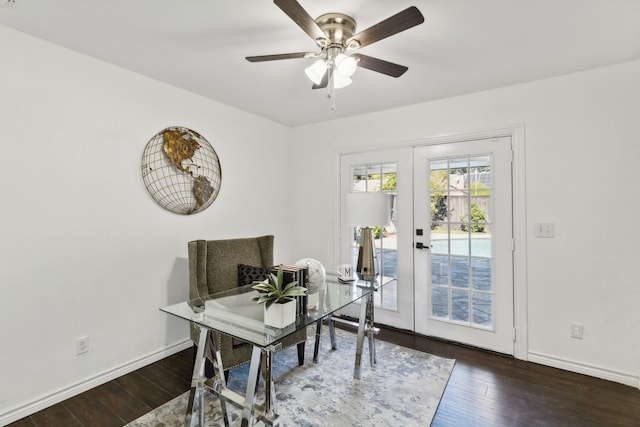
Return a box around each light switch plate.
[534,223,554,238]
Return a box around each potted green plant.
[252,266,307,328]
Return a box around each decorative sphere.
[294,258,326,294]
[141,126,222,214]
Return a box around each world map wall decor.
[141,126,222,214]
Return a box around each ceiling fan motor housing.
[315,13,358,50]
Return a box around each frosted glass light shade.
[305,59,327,84]
[335,54,357,77]
[333,73,352,89]
[345,192,391,226]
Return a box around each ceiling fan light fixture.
[335,54,357,77]
[333,73,352,89]
[305,59,327,84]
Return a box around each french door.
[339,148,413,330]
[413,137,514,355]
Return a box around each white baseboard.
[528,351,640,389]
[0,339,192,426]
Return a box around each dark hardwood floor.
[8,326,640,426]
[377,327,640,427]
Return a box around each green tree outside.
[460,203,487,233]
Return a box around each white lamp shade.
[345,192,391,226]
[305,59,327,84]
[333,73,352,89]
[335,54,357,77]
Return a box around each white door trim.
[511,125,528,361]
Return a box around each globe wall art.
[141,126,222,215]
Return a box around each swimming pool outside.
[431,235,492,258]
[374,233,493,326]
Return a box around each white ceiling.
[1,0,639,127]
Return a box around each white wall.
[288,60,640,387]
[2,22,639,424]
[0,26,294,423]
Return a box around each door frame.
[334,125,528,360]
[411,126,528,360]
[414,136,514,354]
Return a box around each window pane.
[451,289,469,322]
[431,255,449,285]
[430,192,450,222]
[471,258,491,291]
[429,159,448,171]
[469,156,491,189]
[451,256,469,288]
[430,240,448,256]
[471,225,492,258]
[472,292,492,327]
[443,235,469,257]
[431,287,449,318]
[430,165,449,223]
[470,195,490,226]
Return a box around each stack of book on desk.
[271,264,309,316]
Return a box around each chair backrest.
[188,235,274,299]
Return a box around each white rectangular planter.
[263,299,296,328]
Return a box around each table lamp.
[345,192,391,280]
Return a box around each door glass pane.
[428,155,494,330]
[472,292,492,326]
[451,256,469,288]
[431,255,449,285]
[451,289,469,322]
[471,257,491,291]
[350,163,398,311]
[431,287,449,318]
[430,162,450,222]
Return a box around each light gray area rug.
[127,326,455,426]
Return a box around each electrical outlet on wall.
[76,336,89,355]
[570,323,583,339]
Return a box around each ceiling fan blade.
[312,70,329,89]
[274,0,328,44]
[352,54,408,78]
[347,6,425,49]
[246,52,312,62]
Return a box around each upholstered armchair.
[188,235,306,372]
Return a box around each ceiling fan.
[246,0,425,107]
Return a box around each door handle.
[415,242,430,250]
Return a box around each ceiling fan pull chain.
[328,66,337,110]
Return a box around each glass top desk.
[161,273,391,427]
